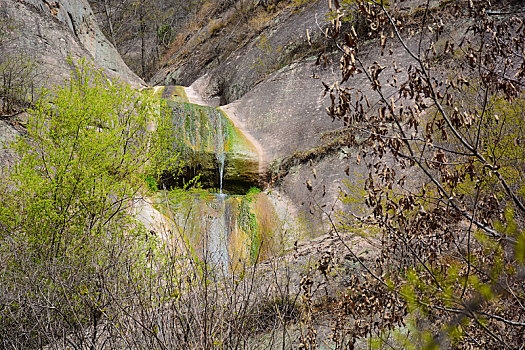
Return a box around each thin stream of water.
[211,109,227,194]
[209,109,229,270]
[171,102,231,271]
[207,193,229,272]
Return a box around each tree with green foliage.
[0,58,174,348]
[1,58,172,253]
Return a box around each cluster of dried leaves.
[320,0,525,348]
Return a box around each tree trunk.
[140,6,146,79]
[103,0,118,49]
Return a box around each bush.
[322,0,525,348]
[0,58,172,348]
[0,54,42,113]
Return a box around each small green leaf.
[516,231,525,264]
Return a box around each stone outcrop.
[151,1,329,104]
[0,0,144,169]
[0,0,143,88]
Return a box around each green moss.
[238,193,260,263]
[144,174,159,192]
[172,86,189,103]
[162,101,259,192]
[247,187,261,196]
[153,188,217,260]
[167,101,232,154]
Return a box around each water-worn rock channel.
[142,85,295,271]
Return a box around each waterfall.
[210,109,227,193]
[207,193,230,272]
[208,109,229,270]
[166,100,237,272]
[168,102,229,192]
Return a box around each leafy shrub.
[157,24,175,47]
[0,58,173,348]
[0,54,41,113]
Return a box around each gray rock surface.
[228,60,344,163]
[0,119,21,170]
[151,1,329,104]
[148,1,385,231]
[1,0,143,87]
[154,0,428,228]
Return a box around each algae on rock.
[155,188,287,271]
[162,99,260,194]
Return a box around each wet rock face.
[166,153,259,194]
[161,100,260,194]
[158,189,287,270]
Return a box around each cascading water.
[206,193,230,272]
[165,98,258,193]
[169,101,232,270]
[203,108,229,271]
[168,102,230,192]
[157,88,279,273]
[209,109,227,193]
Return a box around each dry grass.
[248,7,276,31]
[207,18,225,36]
[160,0,297,67]
[160,0,220,66]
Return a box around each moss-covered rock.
[155,188,287,270]
[161,97,259,193]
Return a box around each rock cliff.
[152,0,352,230]
[1,0,143,88]
[0,0,144,169]
[151,0,429,232]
